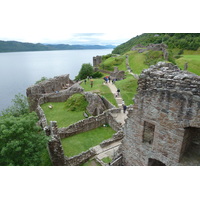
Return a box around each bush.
[92,71,103,78]
[65,94,88,111]
[75,63,94,80]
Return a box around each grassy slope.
[80,79,118,107]
[41,102,86,128]
[61,126,116,157]
[176,54,200,76]
[115,73,138,106]
[127,51,148,74]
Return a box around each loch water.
[0,49,112,112]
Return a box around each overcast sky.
[0,0,198,45]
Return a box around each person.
[84,79,87,84]
[122,99,125,106]
[123,104,127,113]
[117,88,120,96]
[90,79,94,88]
[108,76,111,83]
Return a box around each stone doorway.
[180,127,200,163]
[148,158,166,166]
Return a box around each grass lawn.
[41,102,86,128]
[80,78,118,107]
[176,55,200,76]
[102,156,112,164]
[100,55,126,71]
[127,51,148,74]
[61,126,116,157]
[115,74,138,106]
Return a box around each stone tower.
[119,62,200,166]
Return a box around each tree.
[0,112,48,166]
[0,94,50,166]
[75,63,94,80]
[1,93,29,117]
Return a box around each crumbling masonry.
[117,62,200,166]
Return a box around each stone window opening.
[143,121,155,145]
[148,158,166,166]
[180,127,200,161]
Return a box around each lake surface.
[0,49,112,112]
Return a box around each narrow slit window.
[143,121,155,144]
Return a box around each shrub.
[65,94,88,111]
[75,63,94,80]
[92,71,103,78]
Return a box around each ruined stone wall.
[120,62,200,166]
[26,74,75,111]
[46,121,68,166]
[58,108,122,139]
[66,148,96,166]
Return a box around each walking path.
[104,81,127,125]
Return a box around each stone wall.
[45,121,68,166]
[66,148,96,166]
[26,74,75,111]
[58,108,122,139]
[131,43,168,60]
[119,61,200,166]
[100,130,124,148]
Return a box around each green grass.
[81,78,118,107]
[102,157,112,164]
[41,102,86,128]
[115,74,138,106]
[61,126,116,157]
[176,55,200,75]
[100,55,126,71]
[127,51,149,74]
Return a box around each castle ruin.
[116,62,200,166]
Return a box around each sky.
[1,0,198,46]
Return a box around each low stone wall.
[106,111,122,132]
[36,105,48,128]
[59,112,107,138]
[101,96,115,110]
[98,69,111,74]
[100,130,124,148]
[66,148,96,166]
[38,83,84,105]
[58,108,121,139]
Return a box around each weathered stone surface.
[110,67,125,80]
[26,74,74,111]
[117,62,200,166]
[45,121,68,166]
[84,92,107,116]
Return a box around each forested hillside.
[112,33,200,54]
[0,40,115,52]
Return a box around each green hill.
[0,40,115,53]
[112,33,200,55]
